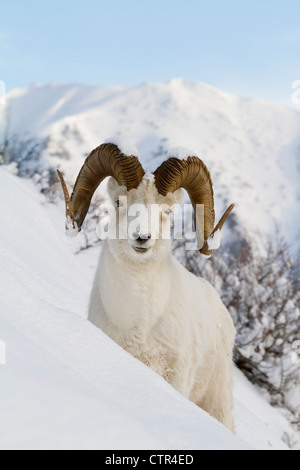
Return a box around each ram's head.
[57,142,234,262]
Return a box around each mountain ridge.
[1,79,300,251]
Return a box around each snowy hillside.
[0,79,299,450]
[1,79,300,252]
[0,169,291,450]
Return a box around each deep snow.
[0,168,291,450]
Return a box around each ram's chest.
[122,334,175,381]
[99,263,170,332]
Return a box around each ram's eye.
[164,209,172,215]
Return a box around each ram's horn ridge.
[154,155,234,256]
[57,143,145,234]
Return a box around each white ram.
[58,141,236,431]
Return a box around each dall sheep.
[58,141,236,432]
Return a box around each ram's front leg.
[161,357,196,399]
[199,391,235,433]
[194,363,235,433]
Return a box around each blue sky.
[0,0,299,102]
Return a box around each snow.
[65,216,79,238]
[200,253,212,260]
[0,167,291,450]
[0,340,5,364]
[167,146,198,160]
[207,229,221,250]
[105,136,140,158]
[143,170,155,182]
[2,80,299,253]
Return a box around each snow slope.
[0,168,290,450]
[1,80,300,252]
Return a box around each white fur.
[88,176,236,432]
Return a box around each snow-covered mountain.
[1,79,300,251]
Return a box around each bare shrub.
[173,227,300,434]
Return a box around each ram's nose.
[134,234,151,244]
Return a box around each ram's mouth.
[133,246,150,253]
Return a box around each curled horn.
[57,143,145,234]
[154,155,234,256]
